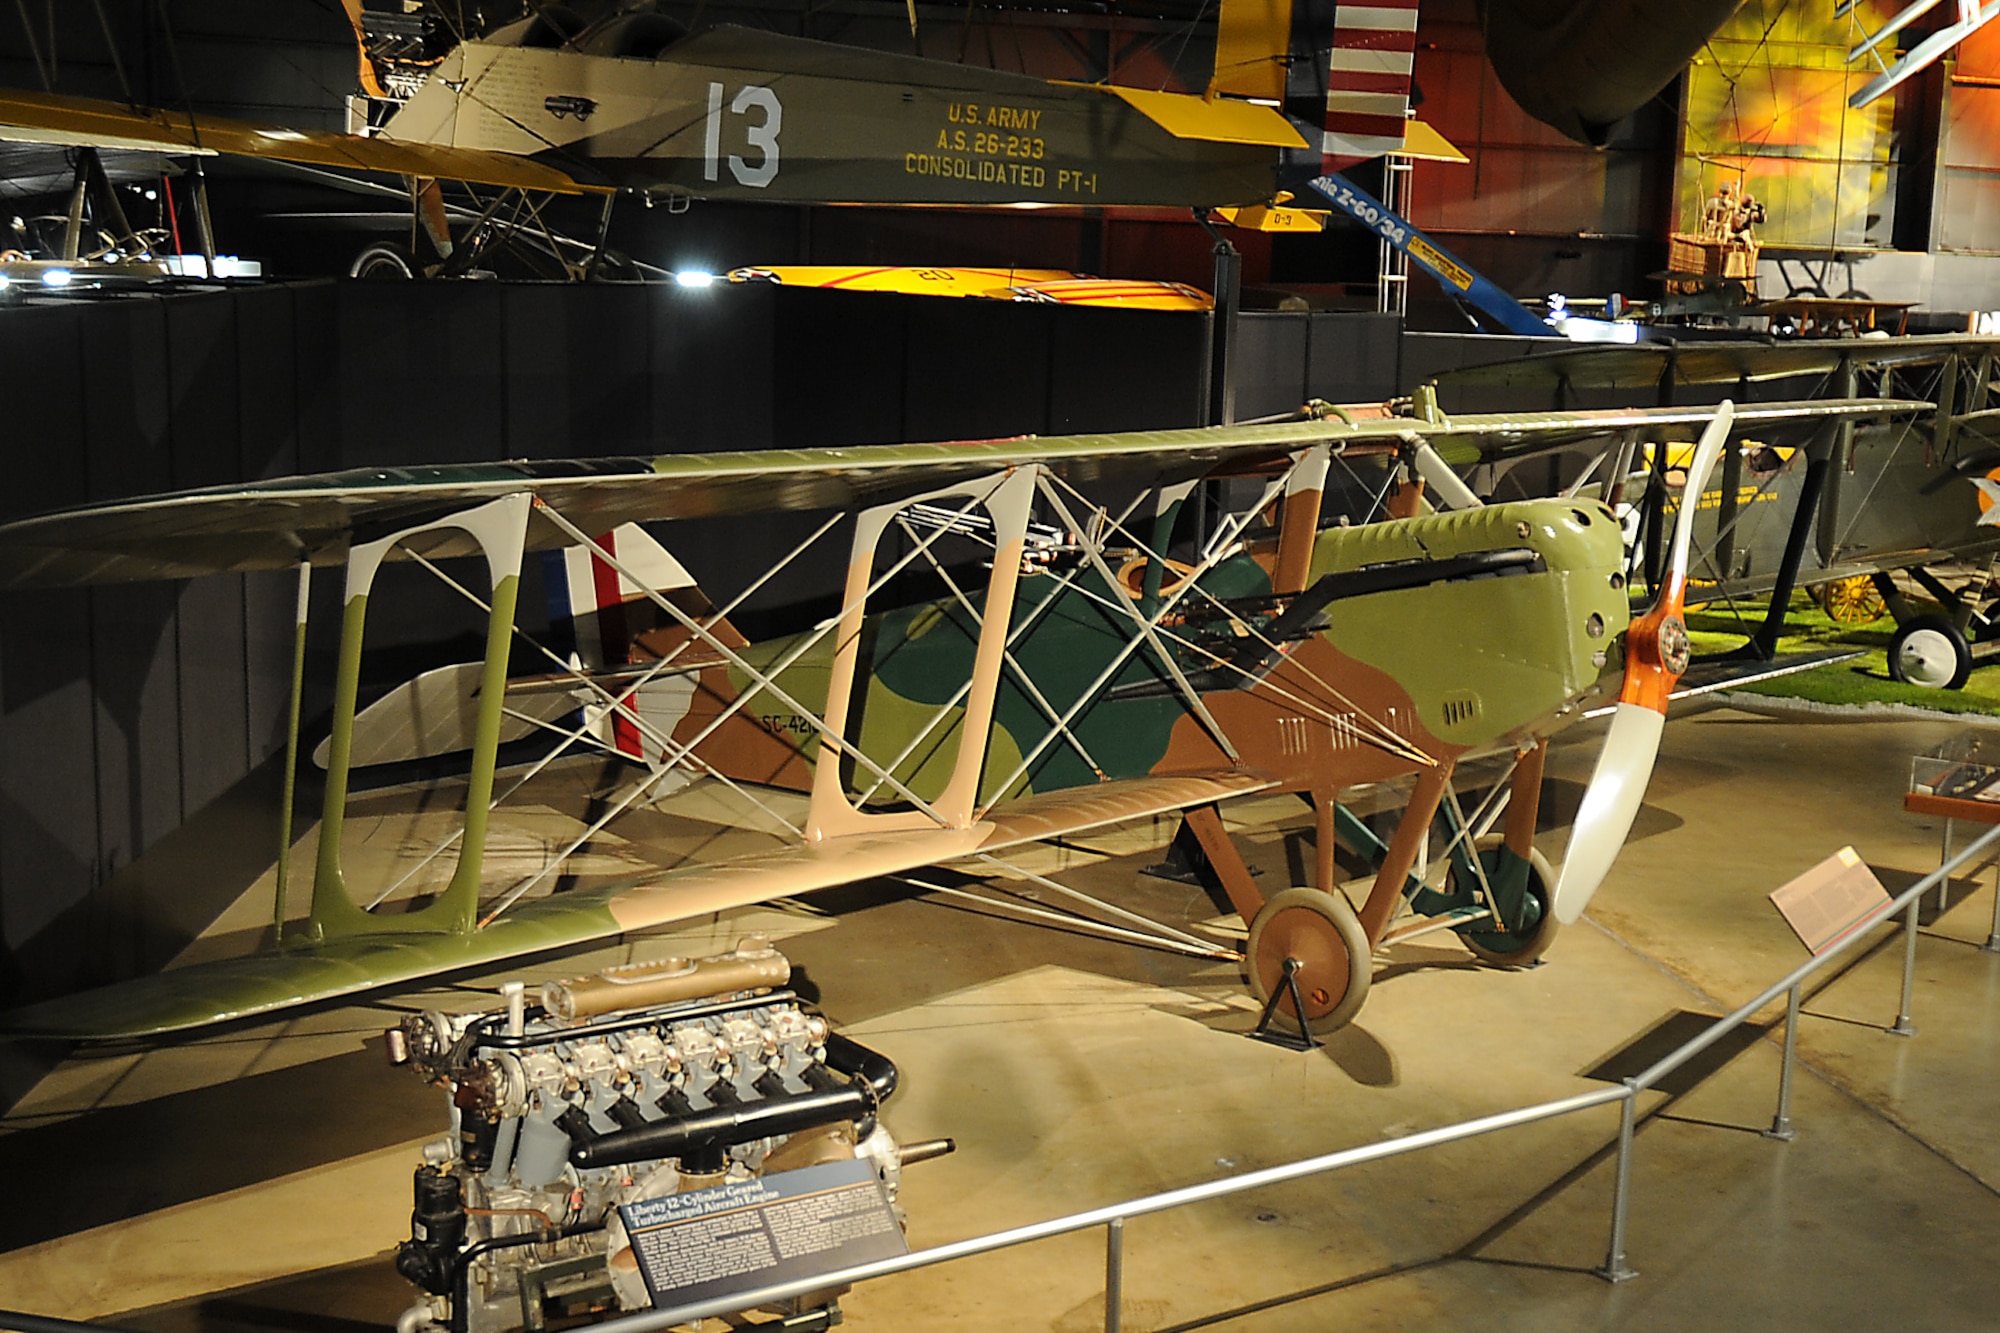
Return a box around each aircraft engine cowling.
[387,940,949,1333]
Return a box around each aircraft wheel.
[1453,836,1560,967]
[1813,575,1886,624]
[350,241,415,280]
[1246,887,1371,1035]
[1889,614,1971,690]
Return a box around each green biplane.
[0,396,1917,1041]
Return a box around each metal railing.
[613,819,2000,1331]
[5,821,1993,1333]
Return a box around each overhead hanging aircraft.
[0,395,1916,1043]
[0,0,1341,223]
[1427,334,2000,689]
[0,0,1752,276]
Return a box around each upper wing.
[0,770,1271,1040]
[1427,335,1997,394]
[0,86,602,195]
[0,400,1924,589]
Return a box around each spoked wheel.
[1813,575,1886,624]
[1889,614,1971,690]
[1452,836,1560,967]
[1246,887,1371,1035]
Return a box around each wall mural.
[1679,1,1902,251]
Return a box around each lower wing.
[0,771,1274,1040]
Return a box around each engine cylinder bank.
[387,941,945,1333]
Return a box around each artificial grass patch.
[1685,592,2000,715]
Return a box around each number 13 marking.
[704,83,782,188]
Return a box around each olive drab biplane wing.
[1428,335,2000,689]
[0,397,1920,1041]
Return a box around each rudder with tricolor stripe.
[541,523,745,767]
[1210,0,1416,173]
[1323,1,1418,170]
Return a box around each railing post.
[1763,982,1801,1142]
[1985,852,2000,954]
[1939,819,1954,912]
[1104,1217,1124,1333]
[1890,895,1920,1037]
[1594,1082,1640,1283]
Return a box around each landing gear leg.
[1455,743,1560,965]
[1188,797,1370,1039]
[1250,957,1323,1051]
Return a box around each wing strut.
[534,475,1033,836]
[1273,443,1334,594]
[887,510,1107,782]
[272,559,311,942]
[1708,420,1839,665]
[854,492,1151,805]
[307,492,531,942]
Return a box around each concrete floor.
[3,704,1998,1331]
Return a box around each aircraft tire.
[350,241,416,281]
[1246,887,1372,1035]
[1889,614,1971,690]
[1455,836,1560,967]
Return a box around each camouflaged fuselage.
[669,497,1629,804]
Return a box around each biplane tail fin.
[1210,0,1416,171]
[312,524,737,771]
[543,522,746,767]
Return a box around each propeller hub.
[1657,615,1691,676]
[1626,612,1691,676]
[1617,612,1692,712]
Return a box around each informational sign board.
[619,1157,907,1310]
[1769,846,1892,955]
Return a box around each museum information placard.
[619,1158,907,1308]
[1769,846,1891,955]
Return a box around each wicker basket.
[1667,233,1758,295]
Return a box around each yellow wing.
[0,87,605,195]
